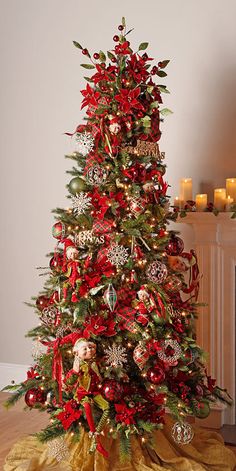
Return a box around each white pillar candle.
[195,194,207,211]
[214,188,226,211]
[225,195,234,211]
[226,178,236,202]
[180,178,192,202]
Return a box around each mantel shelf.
[177,212,236,225]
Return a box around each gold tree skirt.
[4,417,236,471]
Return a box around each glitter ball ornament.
[104,344,127,368]
[147,366,165,384]
[86,165,107,186]
[102,380,124,401]
[192,399,210,419]
[25,388,46,407]
[71,192,92,215]
[47,437,70,462]
[165,236,184,256]
[103,284,117,311]
[52,222,65,240]
[164,275,182,293]
[36,295,50,311]
[172,422,194,445]
[68,176,87,195]
[133,343,149,369]
[146,261,168,284]
[39,306,59,327]
[157,339,182,364]
[107,243,129,267]
[75,131,94,156]
[129,197,146,216]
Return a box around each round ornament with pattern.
[146,261,168,284]
[52,222,66,240]
[165,236,184,256]
[171,422,194,445]
[39,306,59,328]
[86,165,107,186]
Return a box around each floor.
[0,392,235,469]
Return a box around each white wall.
[1,0,236,366]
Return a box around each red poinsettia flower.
[57,399,82,430]
[126,54,150,84]
[91,64,117,85]
[114,41,131,56]
[103,317,116,337]
[81,84,101,110]
[83,315,107,338]
[114,402,136,425]
[90,189,110,219]
[25,367,39,381]
[114,87,144,114]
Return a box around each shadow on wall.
[196,66,236,201]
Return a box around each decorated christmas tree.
[3,18,235,471]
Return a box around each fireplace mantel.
[178,212,236,426]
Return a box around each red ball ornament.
[49,254,63,273]
[36,295,50,311]
[82,48,88,55]
[52,222,66,240]
[93,52,99,60]
[102,380,124,402]
[113,35,119,42]
[165,236,184,256]
[118,25,124,31]
[147,366,165,384]
[25,388,46,407]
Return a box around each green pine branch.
[36,422,65,443]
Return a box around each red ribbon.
[41,331,82,403]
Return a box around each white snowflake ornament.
[75,132,94,156]
[104,344,127,368]
[47,437,70,462]
[71,192,92,215]
[107,243,129,267]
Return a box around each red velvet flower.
[114,88,144,114]
[57,400,82,430]
[114,402,136,425]
[81,84,101,110]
